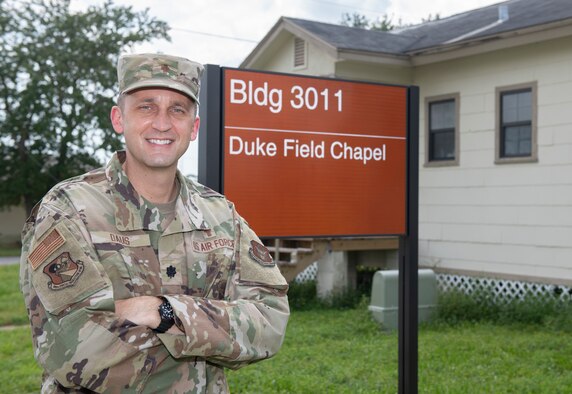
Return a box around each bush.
[287,281,321,310]
[287,280,368,311]
[434,287,572,330]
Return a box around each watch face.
[160,301,174,320]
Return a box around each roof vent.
[498,5,509,22]
[294,37,306,68]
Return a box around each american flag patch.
[28,228,66,270]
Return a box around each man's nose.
[152,109,172,132]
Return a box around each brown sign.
[223,69,407,237]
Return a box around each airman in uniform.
[20,53,289,393]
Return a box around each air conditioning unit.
[368,269,437,330]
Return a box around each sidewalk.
[0,256,19,266]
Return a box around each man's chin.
[141,156,179,169]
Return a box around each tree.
[340,12,394,31]
[422,13,441,23]
[340,12,441,31]
[0,0,170,214]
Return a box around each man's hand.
[115,296,183,335]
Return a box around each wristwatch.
[153,296,175,333]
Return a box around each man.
[19,53,289,393]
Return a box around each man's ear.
[110,106,124,135]
[190,115,200,141]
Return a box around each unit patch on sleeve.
[249,241,274,267]
[43,252,85,290]
[28,228,66,270]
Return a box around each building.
[241,0,572,289]
[0,206,26,247]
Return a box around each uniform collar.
[105,151,210,232]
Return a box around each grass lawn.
[0,263,29,326]
[226,310,572,393]
[2,263,572,392]
[0,326,42,393]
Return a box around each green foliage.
[287,280,368,311]
[0,247,20,257]
[0,0,170,214]
[0,264,28,325]
[322,286,368,310]
[434,287,572,330]
[340,11,442,31]
[286,280,321,310]
[421,13,441,23]
[340,12,395,31]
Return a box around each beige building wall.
[0,205,26,246]
[247,31,572,285]
[415,35,572,285]
[335,61,413,85]
[259,35,336,77]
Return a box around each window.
[496,82,537,163]
[294,37,306,68]
[425,93,459,166]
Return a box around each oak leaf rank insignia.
[166,265,177,278]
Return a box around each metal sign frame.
[198,65,419,394]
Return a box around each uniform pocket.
[91,231,161,298]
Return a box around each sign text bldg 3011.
[222,69,408,238]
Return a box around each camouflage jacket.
[19,151,289,393]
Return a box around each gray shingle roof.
[283,18,417,56]
[284,0,572,56]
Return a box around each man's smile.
[147,138,173,145]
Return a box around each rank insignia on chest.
[249,241,274,267]
[43,252,84,290]
[166,265,177,278]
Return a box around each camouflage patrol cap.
[117,53,204,103]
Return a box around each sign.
[199,66,419,392]
[222,69,408,237]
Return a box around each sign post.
[199,65,419,393]
[400,86,419,393]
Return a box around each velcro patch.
[192,237,235,253]
[43,252,84,290]
[249,241,274,267]
[90,231,151,247]
[28,228,65,270]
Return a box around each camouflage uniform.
[20,151,289,393]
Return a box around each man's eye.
[138,105,152,111]
[172,107,186,114]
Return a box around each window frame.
[424,93,460,167]
[495,82,538,164]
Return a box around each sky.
[70,0,503,175]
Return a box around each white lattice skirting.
[437,273,572,303]
[294,265,572,304]
[294,262,318,283]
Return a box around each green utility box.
[368,269,437,330]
